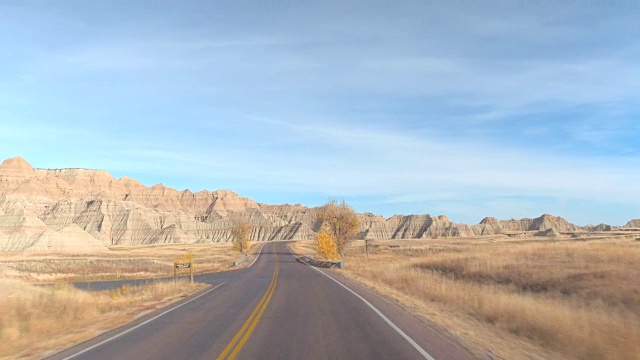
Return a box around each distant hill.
[625,219,640,228]
[0,156,623,252]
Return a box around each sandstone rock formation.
[487,214,578,233]
[582,223,613,232]
[625,219,640,228]
[25,224,109,253]
[534,228,561,237]
[0,156,619,252]
[0,157,316,251]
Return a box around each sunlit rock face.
[0,156,607,252]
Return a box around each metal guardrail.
[300,255,344,269]
[233,255,250,266]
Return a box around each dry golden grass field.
[0,242,254,359]
[292,235,640,360]
[0,279,207,359]
[0,242,246,282]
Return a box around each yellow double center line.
[217,250,279,360]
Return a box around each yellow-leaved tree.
[231,218,251,253]
[316,200,360,257]
[316,229,339,260]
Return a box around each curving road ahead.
[48,242,475,360]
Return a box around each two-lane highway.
[49,242,475,360]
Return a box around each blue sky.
[1,1,639,225]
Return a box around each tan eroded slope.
[0,156,624,252]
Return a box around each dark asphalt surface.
[47,242,475,360]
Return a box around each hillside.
[625,219,640,228]
[0,156,621,252]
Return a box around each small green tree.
[231,218,251,253]
[316,200,360,257]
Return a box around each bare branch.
[316,200,360,257]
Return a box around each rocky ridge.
[624,219,640,228]
[0,157,627,252]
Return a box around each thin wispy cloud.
[0,1,638,225]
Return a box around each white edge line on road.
[62,283,225,360]
[246,242,267,268]
[286,244,435,360]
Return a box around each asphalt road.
[48,242,475,360]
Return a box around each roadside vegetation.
[0,243,240,282]
[0,242,253,359]
[315,200,359,259]
[316,229,340,260]
[231,218,252,253]
[0,278,206,359]
[292,236,640,360]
